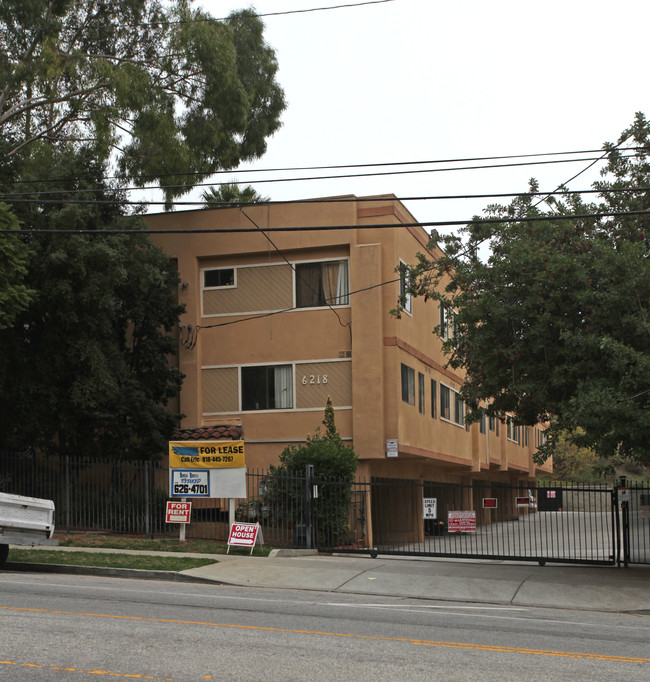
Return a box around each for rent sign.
[166,501,191,524]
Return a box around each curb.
[2,562,218,584]
[268,548,319,558]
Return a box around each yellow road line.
[3,605,649,665]
[0,661,172,679]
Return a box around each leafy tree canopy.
[0,1,285,459]
[1,0,286,205]
[0,202,34,329]
[0,146,184,460]
[401,113,650,465]
[543,430,599,481]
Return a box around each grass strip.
[8,549,217,572]
[56,534,271,557]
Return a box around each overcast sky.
[176,0,650,234]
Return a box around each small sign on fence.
[166,500,191,524]
[448,510,476,533]
[422,498,438,519]
[227,522,262,554]
[482,498,498,509]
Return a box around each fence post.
[65,455,71,533]
[616,476,631,568]
[145,460,151,538]
[305,464,314,549]
[613,486,621,567]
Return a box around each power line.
[2,208,650,235]
[3,185,650,208]
[5,148,633,187]
[437,134,641,265]
[0,1,394,34]
[2,153,643,199]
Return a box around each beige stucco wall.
[147,195,551,483]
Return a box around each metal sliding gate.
[619,481,650,567]
[314,479,637,567]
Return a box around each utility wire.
[4,185,650,208]
[3,209,650,235]
[5,148,637,187]
[0,1,394,34]
[422,133,642,268]
[2,153,643,198]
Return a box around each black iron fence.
[1,453,647,566]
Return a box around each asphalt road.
[1,572,649,681]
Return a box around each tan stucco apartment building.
[147,195,551,487]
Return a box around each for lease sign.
[169,441,245,469]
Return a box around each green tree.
[401,113,650,465]
[201,182,269,208]
[0,0,285,205]
[0,1,285,459]
[546,430,599,481]
[277,397,357,479]
[267,398,358,545]
[0,203,33,330]
[0,147,184,459]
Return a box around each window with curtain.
[241,365,293,410]
[295,260,349,307]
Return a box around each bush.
[267,397,357,545]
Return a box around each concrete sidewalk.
[8,546,648,613]
[182,551,650,613]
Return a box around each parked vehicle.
[0,492,57,566]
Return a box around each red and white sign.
[166,500,191,523]
[482,498,498,509]
[448,510,476,533]
[228,522,260,548]
[516,496,532,507]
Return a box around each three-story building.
[147,195,551,490]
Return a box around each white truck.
[0,492,57,566]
